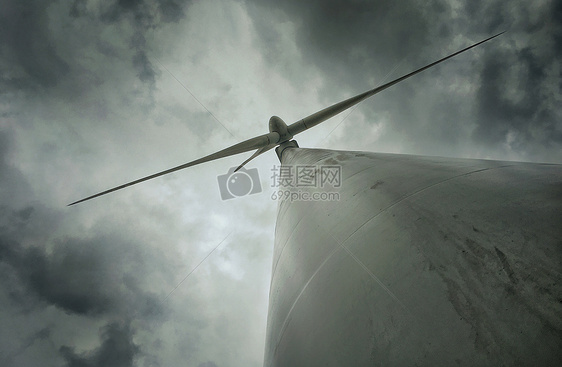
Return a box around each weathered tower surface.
[265,148,562,366]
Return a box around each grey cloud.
[158,0,186,23]
[472,1,562,148]
[133,50,156,85]
[83,0,190,85]
[246,0,561,162]
[0,123,252,365]
[59,321,139,367]
[1,232,149,316]
[247,0,438,90]
[2,1,559,366]
[0,133,170,366]
[0,129,168,363]
[198,362,219,367]
[0,0,69,88]
[0,198,166,318]
[100,0,186,23]
[0,140,163,316]
[1,326,53,365]
[0,0,189,93]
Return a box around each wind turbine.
[68,32,504,206]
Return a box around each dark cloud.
[96,0,187,24]
[197,362,219,367]
[471,1,562,149]
[0,0,189,93]
[0,0,69,88]
[247,0,443,91]
[159,0,186,23]
[0,122,259,365]
[60,321,139,367]
[247,0,561,162]
[1,326,53,365]
[0,133,165,317]
[133,50,156,85]
[1,1,559,366]
[76,0,190,90]
[0,230,166,317]
[0,130,169,365]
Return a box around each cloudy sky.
[0,0,560,366]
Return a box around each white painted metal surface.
[265,148,562,366]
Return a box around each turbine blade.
[234,144,276,172]
[287,31,505,136]
[68,131,280,206]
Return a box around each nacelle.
[269,116,292,142]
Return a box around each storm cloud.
[59,321,139,367]
[248,0,561,162]
[0,1,560,366]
